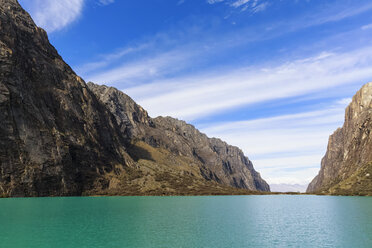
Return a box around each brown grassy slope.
[83,141,263,196]
[325,162,372,196]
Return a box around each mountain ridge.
[0,0,269,197]
[307,82,372,195]
[87,82,270,192]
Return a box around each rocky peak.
[87,82,153,139]
[344,82,372,126]
[88,83,270,192]
[0,0,269,196]
[0,0,132,196]
[307,82,372,194]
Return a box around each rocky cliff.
[87,83,270,192]
[0,0,269,197]
[0,0,135,196]
[307,83,372,195]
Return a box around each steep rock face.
[307,82,372,194]
[87,83,270,191]
[0,0,133,196]
[0,0,269,196]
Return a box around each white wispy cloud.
[79,0,372,90]
[99,0,115,6]
[177,0,185,5]
[207,0,225,4]
[19,0,84,33]
[361,23,372,30]
[200,101,350,185]
[252,2,269,13]
[207,0,269,13]
[200,107,345,157]
[86,48,198,87]
[76,43,151,75]
[336,98,352,105]
[302,2,372,28]
[208,0,372,25]
[122,47,372,120]
[231,0,251,8]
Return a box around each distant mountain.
[307,83,372,195]
[270,184,308,193]
[0,0,269,197]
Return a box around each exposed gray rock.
[307,82,372,194]
[0,0,133,196]
[88,83,270,191]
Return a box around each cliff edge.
[307,83,372,195]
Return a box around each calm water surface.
[0,195,371,247]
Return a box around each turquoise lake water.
[0,195,371,247]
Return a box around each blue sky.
[19,0,372,186]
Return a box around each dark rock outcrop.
[307,82,372,195]
[0,0,269,197]
[0,0,135,197]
